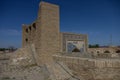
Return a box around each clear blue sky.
[0,0,120,48]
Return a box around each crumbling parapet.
[53,55,120,80]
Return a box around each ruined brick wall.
[22,2,60,65]
[22,24,27,47]
[88,47,120,58]
[22,22,36,47]
[53,55,120,80]
[22,1,89,65]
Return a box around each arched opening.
[72,48,80,52]
[26,28,28,33]
[97,51,99,53]
[33,23,36,30]
[116,50,120,53]
[26,38,28,42]
[29,26,31,31]
[104,50,110,53]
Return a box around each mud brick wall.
[53,55,120,80]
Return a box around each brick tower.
[35,1,60,64]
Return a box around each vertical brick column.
[35,2,60,65]
[22,24,27,47]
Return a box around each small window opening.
[33,23,36,30]
[29,26,31,31]
[26,38,28,42]
[26,29,28,33]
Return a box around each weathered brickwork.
[36,2,60,64]
[88,47,120,53]
[22,1,88,65]
[22,22,36,47]
[53,55,120,80]
[22,2,60,64]
[60,32,88,52]
[1,2,120,80]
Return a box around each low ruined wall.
[53,55,120,80]
[90,52,120,58]
[88,47,120,54]
[10,44,37,67]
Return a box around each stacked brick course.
[22,1,88,65]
